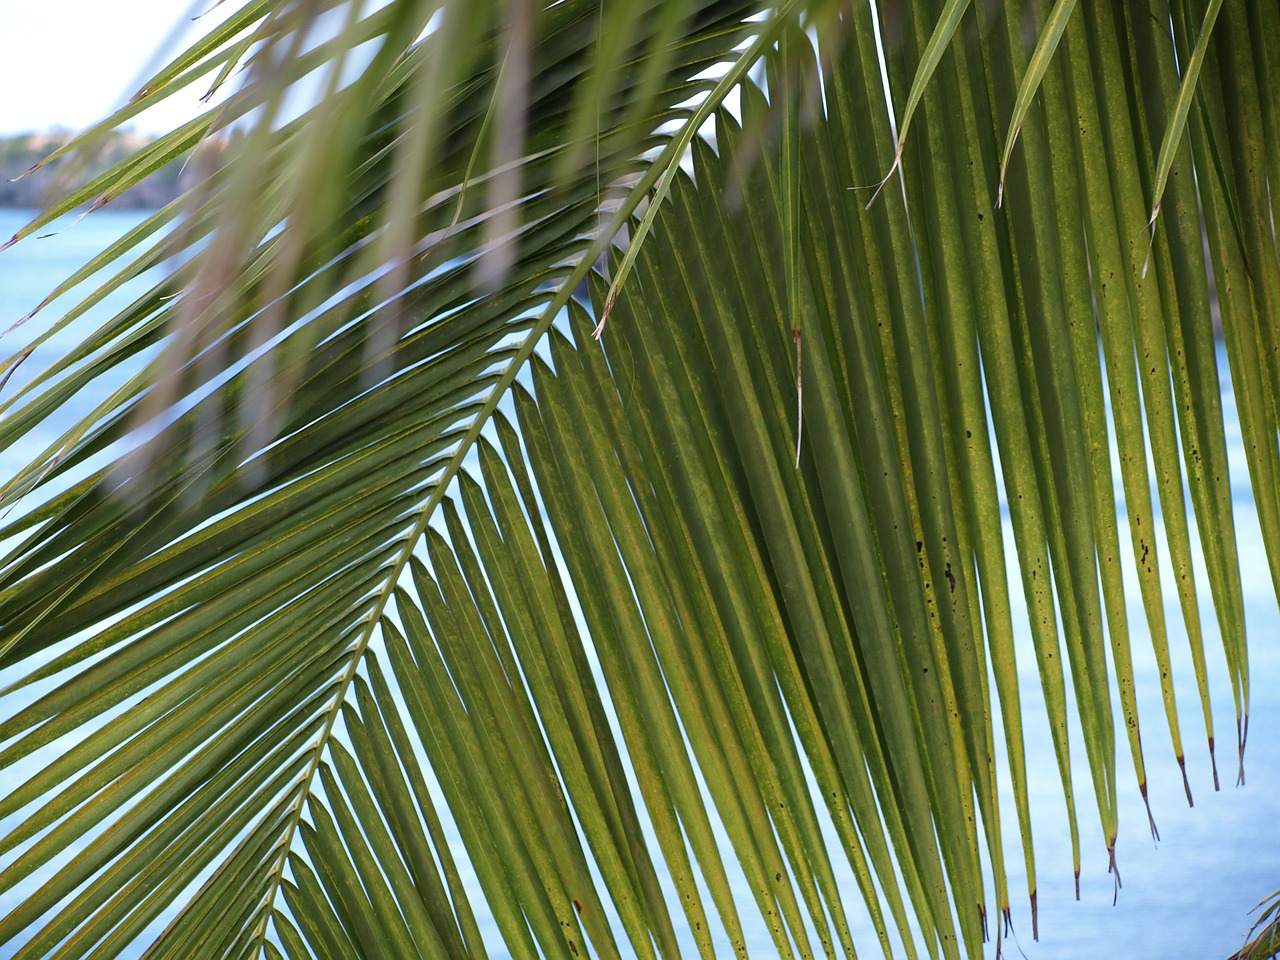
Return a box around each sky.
[1,0,233,135]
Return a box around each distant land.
[0,130,188,210]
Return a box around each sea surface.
[1,207,1279,959]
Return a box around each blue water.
[0,208,162,496]
[1,207,1278,959]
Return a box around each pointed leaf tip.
[593,286,618,339]
[1238,714,1248,786]
[884,0,973,210]
[1108,843,1122,906]
[2,308,40,339]
[0,347,32,396]
[862,146,902,211]
[998,0,1077,195]
[860,140,901,209]
[996,121,1023,207]
[1138,781,1159,842]
[1148,0,1223,232]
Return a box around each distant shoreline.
[0,130,186,210]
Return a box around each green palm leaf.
[2,1,1277,958]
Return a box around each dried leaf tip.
[996,122,1023,208]
[1139,780,1159,843]
[1237,714,1248,786]
[3,308,40,339]
[846,142,904,210]
[592,287,618,340]
[1107,842,1122,906]
[1140,207,1161,279]
[0,348,33,397]
[864,143,904,211]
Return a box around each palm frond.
[1,1,1278,958]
